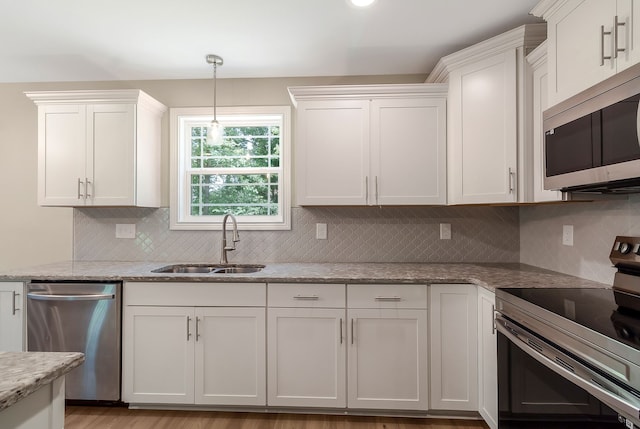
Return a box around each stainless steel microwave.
[544,62,640,194]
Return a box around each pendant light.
[206,54,224,145]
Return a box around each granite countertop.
[0,352,84,411]
[0,261,611,291]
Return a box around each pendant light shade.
[206,54,224,145]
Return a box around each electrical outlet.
[115,224,136,239]
[562,224,573,246]
[316,223,328,240]
[440,223,451,240]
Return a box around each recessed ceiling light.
[349,0,376,7]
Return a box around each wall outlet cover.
[562,224,573,246]
[115,224,136,239]
[316,223,328,240]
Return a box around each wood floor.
[65,406,490,429]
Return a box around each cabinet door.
[347,309,428,411]
[88,103,136,206]
[530,49,562,202]
[448,50,518,204]
[267,307,346,408]
[429,284,478,411]
[0,282,24,351]
[478,288,497,429]
[295,100,370,205]
[37,104,87,206]
[371,97,446,205]
[617,0,640,72]
[548,0,617,106]
[122,306,195,404]
[195,307,266,406]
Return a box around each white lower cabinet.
[267,282,346,408]
[123,306,195,404]
[0,282,24,351]
[122,282,266,406]
[347,284,429,411]
[478,287,498,429]
[429,284,478,411]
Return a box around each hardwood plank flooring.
[65,407,489,429]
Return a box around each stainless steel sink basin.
[152,264,265,274]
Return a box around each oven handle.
[496,314,640,424]
[27,292,116,301]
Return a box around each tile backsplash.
[74,206,520,264]
[520,195,640,285]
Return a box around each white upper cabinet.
[526,41,562,202]
[25,90,166,207]
[533,0,640,107]
[289,84,447,206]
[427,24,546,205]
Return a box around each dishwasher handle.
[27,292,116,301]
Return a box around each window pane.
[189,174,279,217]
[178,112,287,229]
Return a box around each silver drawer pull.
[375,296,402,302]
[293,295,319,300]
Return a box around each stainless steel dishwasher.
[27,281,121,402]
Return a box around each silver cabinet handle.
[12,291,19,315]
[340,318,343,344]
[195,317,201,341]
[508,168,515,193]
[85,178,91,198]
[77,178,83,199]
[365,176,369,205]
[615,15,626,58]
[293,295,319,300]
[491,304,496,335]
[601,25,613,65]
[187,316,192,341]
[374,296,402,302]
[351,319,355,345]
[27,292,114,301]
[375,176,379,206]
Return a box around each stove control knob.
[619,242,633,254]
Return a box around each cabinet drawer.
[347,284,427,309]
[268,283,345,308]
[124,282,266,307]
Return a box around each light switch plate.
[115,224,136,239]
[440,223,451,240]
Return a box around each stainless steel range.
[495,236,640,428]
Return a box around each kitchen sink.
[152,264,265,274]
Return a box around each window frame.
[169,106,291,230]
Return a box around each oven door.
[496,315,640,428]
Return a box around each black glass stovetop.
[501,287,640,352]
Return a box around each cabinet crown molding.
[24,89,167,115]
[530,0,571,19]
[426,23,547,83]
[288,83,448,106]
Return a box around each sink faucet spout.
[220,213,240,264]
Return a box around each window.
[170,106,291,230]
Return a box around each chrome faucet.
[220,213,240,264]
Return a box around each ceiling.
[1,0,543,83]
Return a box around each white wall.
[0,75,422,270]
